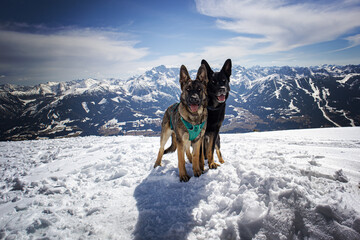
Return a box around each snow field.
[0,127,360,239]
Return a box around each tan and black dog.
[154,64,208,182]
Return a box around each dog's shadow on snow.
[133,160,207,240]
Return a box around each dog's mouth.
[189,104,200,113]
[217,94,226,103]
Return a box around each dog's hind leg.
[206,132,220,169]
[215,134,224,164]
[215,145,224,164]
[154,127,172,168]
[200,140,205,171]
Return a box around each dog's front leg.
[192,139,202,177]
[186,148,193,163]
[177,141,190,182]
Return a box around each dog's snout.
[218,86,227,95]
[189,94,200,104]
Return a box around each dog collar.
[207,106,219,111]
[207,102,225,111]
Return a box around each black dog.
[201,59,231,169]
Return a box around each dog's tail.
[164,133,177,154]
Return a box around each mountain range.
[1,64,359,141]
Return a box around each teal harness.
[169,103,206,141]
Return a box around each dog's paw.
[193,169,202,178]
[153,162,161,168]
[180,174,190,182]
[219,158,225,164]
[208,162,220,169]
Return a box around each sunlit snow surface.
[1,127,360,239]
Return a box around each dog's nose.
[218,86,227,95]
[189,95,199,104]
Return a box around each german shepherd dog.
[154,64,208,182]
[201,59,231,169]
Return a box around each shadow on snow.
[133,161,206,240]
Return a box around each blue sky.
[1,0,360,85]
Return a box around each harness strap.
[180,117,206,141]
[168,102,206,141]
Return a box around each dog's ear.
[221,59,232,79]
[196,64,208,85]
[179,65,191,89]
[201,59,213,79]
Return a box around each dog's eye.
[197,88,201,92]
[186,87,191,91]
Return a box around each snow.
[155,109,165,116]
[111,96,129,103]
[111,97,120,103]
[99,118,125,134]
[19,98,37,105]
[81,102,90,113]
[1,127,360,239]
[337,74,360,84]
[98,98,108,105]
[132,93,158,103]
[272,75,283,99]
[339,110,356,127]
[308,78,341,127]
[288,99,300,113]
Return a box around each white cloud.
[330,33,360,53]
[345,34,360,48]
[135,36,271,72]
[195,0,360,58]
[0,28,149,84]
[166,0,360,69]
[1,1,360,85]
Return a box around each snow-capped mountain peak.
[1,64,359,140]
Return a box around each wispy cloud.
[0,27,149,84]
[150,1,360,69]
[195,0,360,60]
[329,33,360,53]
[1,1,359,85]
[345,34,360,48]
